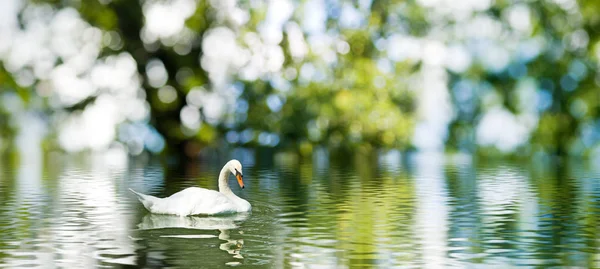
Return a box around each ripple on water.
[1,158,600,268]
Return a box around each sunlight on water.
[0,152,598,268]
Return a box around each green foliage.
[0,0,599,157]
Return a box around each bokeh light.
[0,0,598,159]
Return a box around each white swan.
[130,159,251,216]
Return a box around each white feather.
[130,160,251,216]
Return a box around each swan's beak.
[236,173,244,189]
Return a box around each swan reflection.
[137,213,249,230]
[219,229,244,259]
[136,213,248,263]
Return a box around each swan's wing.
[151,187,235,215]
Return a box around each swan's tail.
[129,188,159,211]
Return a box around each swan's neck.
[218,163,250,212]
[218,165,234,195]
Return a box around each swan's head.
[228,159,244,189]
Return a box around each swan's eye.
[235,169,243,177]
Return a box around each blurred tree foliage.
[1,0,599,158]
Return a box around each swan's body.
[130,160,251,216]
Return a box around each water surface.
[1,152,599,268]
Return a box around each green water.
[0,152,599,268]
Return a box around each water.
[1,151,599,268]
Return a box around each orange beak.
[236,173,245,189]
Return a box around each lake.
[1,149,599,268]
